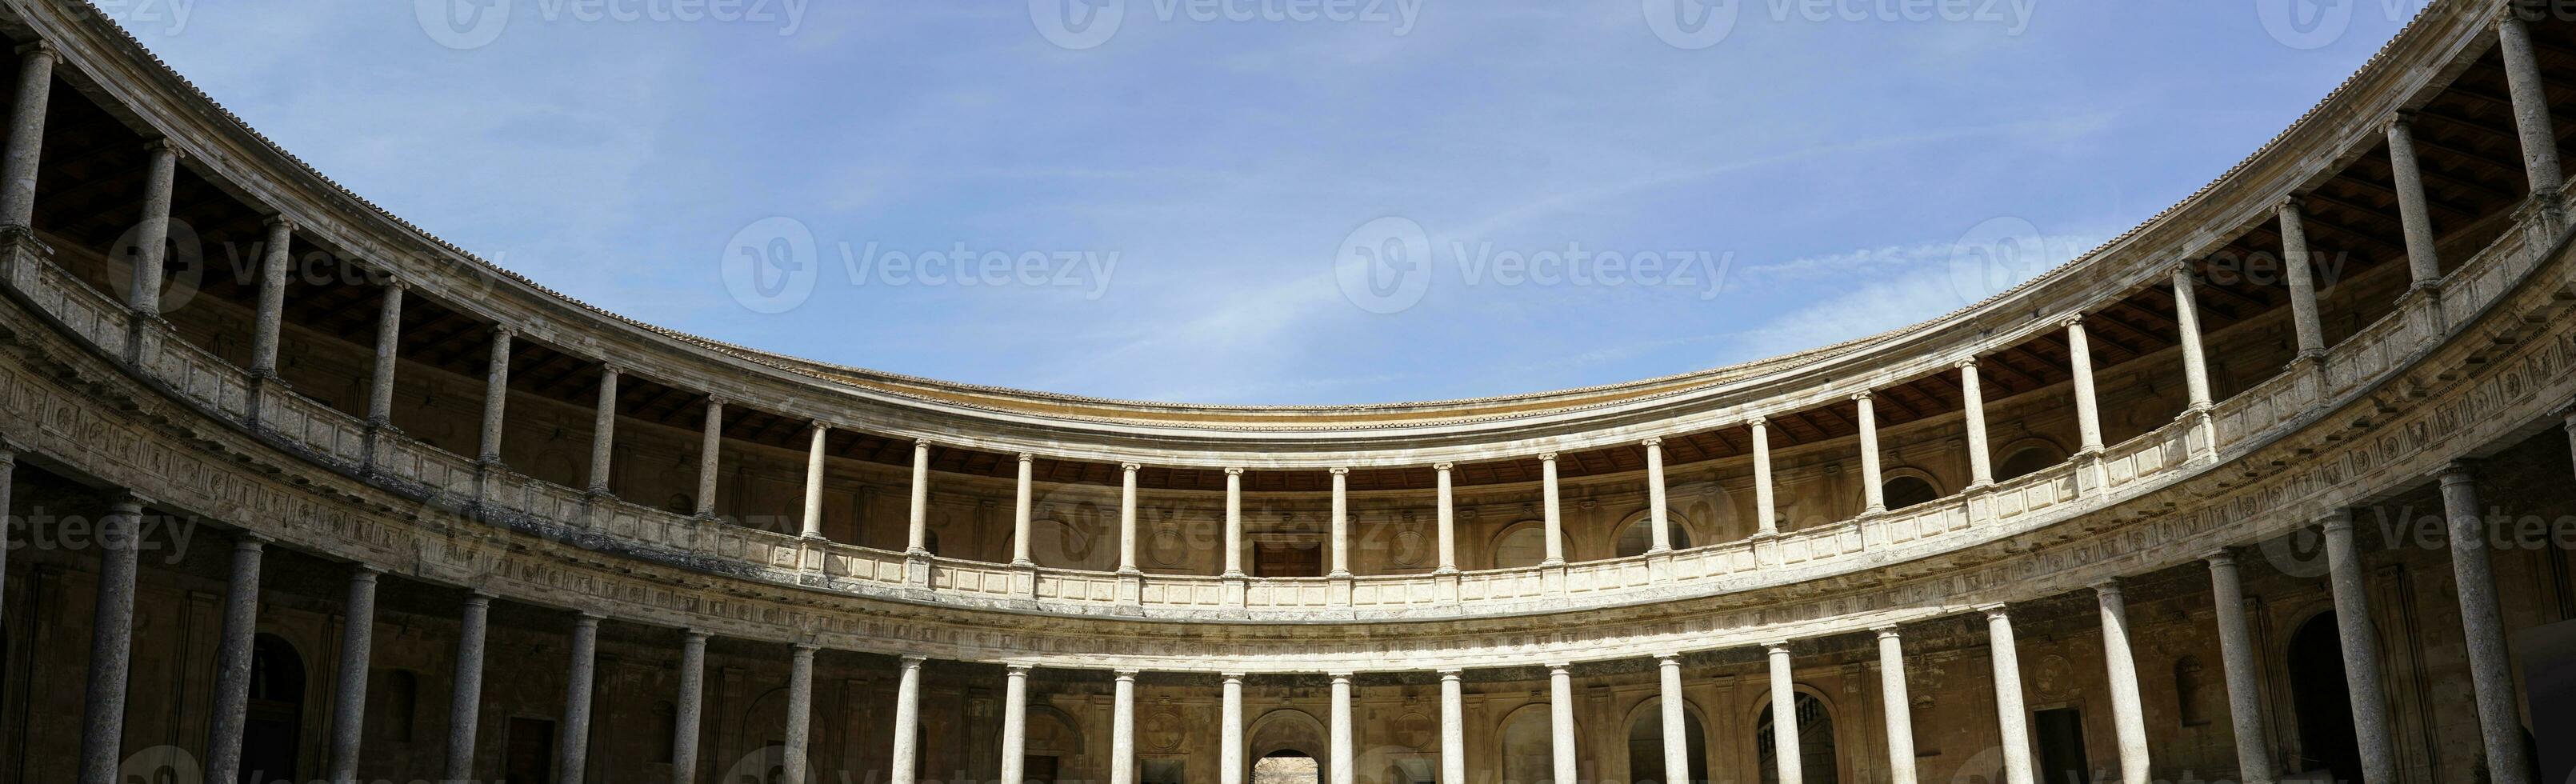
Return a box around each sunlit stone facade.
[1,1,2574,783]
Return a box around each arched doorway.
[2287,613,2362,784]
[1501,705,1562,784]
[242,634,306,783]
[1995,443,2066,482]
[1755,693,1837,784]
[1882,476,1941,511]
[1626,705,1708,784]
[1253,751,1320,784]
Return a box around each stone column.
[0,450,10,629]
[2276,201,2326,361]
[2498,13,2564,199]
[1959,358,1994,487]
[248,217,293,377]
[0,42,55,228]
[782,644,817,784]
[1750,422,1778,535]
[1330,673,1355,784]
[1002,666,1032,784]
[76,495,144,784]
[2204,553,2275,784]
[800,422,827,538]
[1873,627,1917,784]
[673,630,710,784]
[1118,463,1141,574]
[477,326,514,465]
[1982,604,2036,784]
[1221,673,1246,784]
[442,593,492,783]
[363,282,406,428]
[1012,453,1036,566]
[2322,511,2399,784]
[1438,670,1466,784]
[2067,316,2106,452]
[585,365,620,495]
[1539,453,1566,565]
[1856,393,1885,514]
[1329,469,1352,578]
[1646,436,1674,552]
[907,439,932,556]
[1766,642,1802,784]
[1111,670,1138,784]
[1547,664,1577,784]
[127,140,179,315]
[324,565,383,784]
[1657,655,1689,784]
[2094,582,2150,784]
[204,535,267,784]
[2387,115,2442,291]
[694,396,723,518]
[1434,462,1458,574]
[893,656,926,784]
[1223,467,1245,578]
[2436,465,2533,784]
[556,613,602,784]
[2172,266,2214,412]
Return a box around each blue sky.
[109,1,2414,404]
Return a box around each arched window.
[1614,514,1692,558]
[1995,443,2066,482]
[1490,522,1548,569]
[1628,704,1708,784]
[1756,693,1838,784]
[1882,476,1941,511]
[246,634,307,782]
[1501,706,1562,784]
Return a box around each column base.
[2073,448,2109,497]
[1115,570,1144,608]
[359,422,401,474]
[1434,570,1461,605]
[1328,574,1354,608]
[1222,574,1248,608]
[903,551,933,587]
[1541,562,1568,596]
[1011,562,1038,600]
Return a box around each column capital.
[1007,664,1034,677]
[598,362,625,378]
[262,214,298,232]
[2090,578,2123,597]
[462,590,497,604]
[1640,436,1664,447]
[142,137,183,160]
[1654,654,1683,666]
[572,610,605,624]
[913,438,933,450]
[808,418,831,433]
[1113,669,1141,680]
[1433,462,1454,471]
[1871,625,1902,639]
[2202,550,2235,567]
[350,562,387,578]
[1954,356,1980,370]
[490,324,518,339]
[1850,389,1874,402]
[232,531,274,549]
[1746,415,1768,429]
[1537,451,1558,462]
[1017,452,1035,464]
[1224,466,1244,477]
[14,40,55,59]
[384,276,410,291]
[1328,672,1354,682]
[2280,194,2307,213]
[1121,462,1142,473]
[2432,459,2478,485]
[2060,312,2086,330]
[1437,669,1463,680]
[2387,109,2417,133]
[2321,508,2357,534]
[704,393,728,407]
[790,641,821,652]
[682,628,714,642]
[1328,466,1349,475]
[899,654,928,667]
[1976,602,2011,618]
[1544,662,1572,674]
[1220,671,1246,682]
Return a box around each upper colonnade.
[0,0,2572,650]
